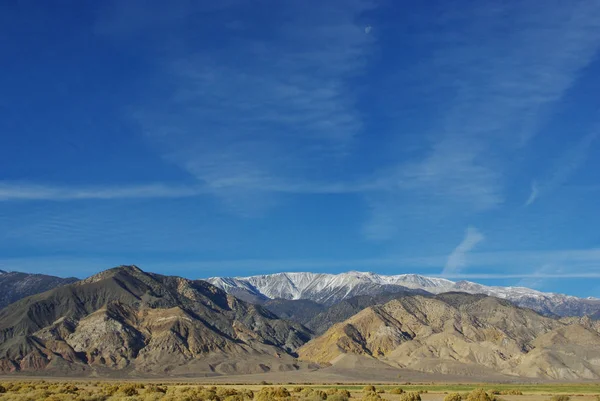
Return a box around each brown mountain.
[298,293,600,380]
[262,291,432,336]
[0,266,311,376]
[0,270,78,309]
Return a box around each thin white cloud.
[438,272,600,280]
[526,131,599,206]
[0,178,393,202]
[515,264,560,289]
[0,182,203,201]
[132,1,376,216]
[364,0,600,239]
[443,226,485,275]
[4,246,600,283]
[525,182,539,206]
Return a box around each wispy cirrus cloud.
[131,1,375,215]
[3,247,600,292]
[0,178,389,202]
[0,182,202,201]
[364,0,600,239]
[443,226,485,275]
[525,182,540,206]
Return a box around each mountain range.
[0,270,78,309]
[207,271,600,317]
[0,266,311,376]
[2,266,600,380]
[298,293,600,380]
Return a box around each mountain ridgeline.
[1,266,600,380]
[208,271,600,317]
[0,266,311,376]
[0,270,78,309]
[299,293,600,380]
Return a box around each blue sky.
[1,0,600,297]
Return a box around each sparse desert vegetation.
[0,382,598,401]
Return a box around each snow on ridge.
[205,270,600,317]
[207,271,461,303]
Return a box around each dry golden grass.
[0,382,597,401]
[444,394,462,401]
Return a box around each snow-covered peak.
[0,269,6,275]
[386,274,455,289]
[206,270,600,316]
[208,271,461,304]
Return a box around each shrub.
[294,387,305,393]
[391,388,405,395]
[257,386,292,401]
[363,393,382,401]
[550,396,570,401]
[218,388,239,397]
[200,389,221,401]
[364,386,377,393]
[400,392,422,401]
[0,385,6,393]
[466,389,493,401]
[145,385,168,394]
[273,387,291,398]
[303,390,328,401]
[59,384,79,394]
[118,384,139,397]
[329,393,350,401]
[445,393,462,401]
[102,384,120,396]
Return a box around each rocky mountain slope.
[208,271,600,316]
[0,270,78,309]
[0,266,311,376]
[298,293,600,380]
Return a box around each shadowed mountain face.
[298,293,600,380]
[0,271,78,309]
[0,266,311,376]
[263,299,326,324]
[306,292,429,335]
[262,291,431,335]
